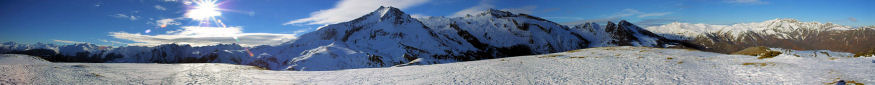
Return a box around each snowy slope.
[644,18,855,40]
[3,47,873,84]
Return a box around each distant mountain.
[645,19,875,53]
[1,6,695,71]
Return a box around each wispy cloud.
[154,5,167,11]
[99,39,128,46]
[560,9,673,25]
[450,0,495,17]
[725,0,769,5]
[449,0,538,17]
[54,40,86,44]
[111,14,138,21]
[284,0,431,25]
[155,18,181,27]
[110,26,297,47]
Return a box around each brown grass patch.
[568,56,586,58]
[539,54,563,58]
[854,49,875,57]
[742,62,774,67]
[731,46,782,59]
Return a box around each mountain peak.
[374,6,406,18]
[347,6,415,24]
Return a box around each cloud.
[99,39,128,46]
[155,18,181,27]
[725,0,768,5]
[849,17,858,22]
[559,9,673,25]
[290,28,311,37]
[450,0,538,17]
[637,12,673,18]
[110,26,297,47]
[111,14,138,21]
[154,5,167,11]
[636,18,678,26]
[500,5,538,14]
[450,0,495,17]
[284,0,431,25]
[54,40,86,44]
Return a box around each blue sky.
[1,0,872,46]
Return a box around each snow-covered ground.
[2,46,873,84]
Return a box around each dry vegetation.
[742,62,774,67]
[853,49,875,57]
[538,54,564,58]
[731,46,782,59]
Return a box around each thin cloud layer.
[284,0,430,25]
[110,26,296,47]
[450,0,537,17]
[560,9,673,25]
[54,40,86,44]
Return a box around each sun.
[185,0,222,22]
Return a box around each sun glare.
[185,0,222,22]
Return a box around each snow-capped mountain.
[644,19,875,53]
[570,21,695,48]
[645,18,854,40]
[1,6,695,71]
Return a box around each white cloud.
[54,40,86,44]
[637,12,673,18]
[111,14,138,21]
[284,0,430,25]
[450,0,494,17]
[154,5,167,11]
[99,39,128,46]
[155,18,181,27]
[110,26,297,47]
[290,28,311,37]
[450,0,538,17]
[559,9,673,25]
[726,0,768,5]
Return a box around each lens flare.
[183,0,254,57]
[185,0,221,21]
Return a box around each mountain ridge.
[2,6,699,70]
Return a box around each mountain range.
[3,6,871,71]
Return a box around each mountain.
[1,6,694,71]
[645,19,855,40]
[645,19,875,53]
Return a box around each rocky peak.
[348,6,416,24]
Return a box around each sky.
[1,0,872,47]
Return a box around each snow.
[3,47,872,84]
[645,18,854,40]
[0,54,50,65]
